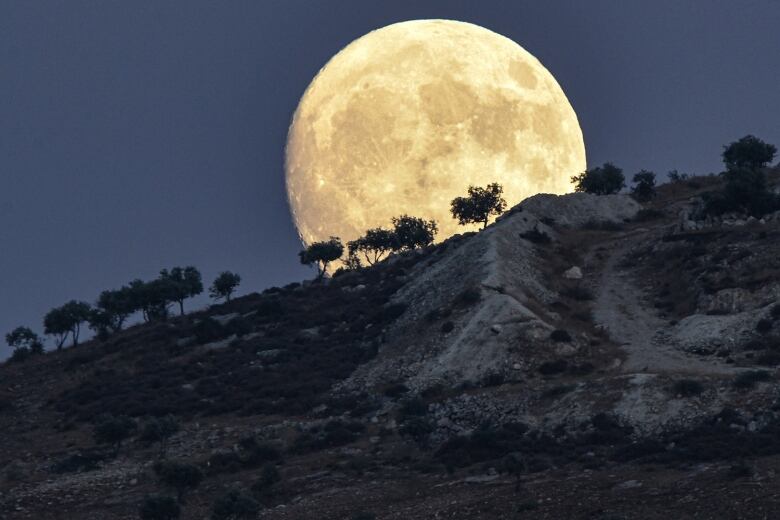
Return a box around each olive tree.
[347,228,395,266]
[391,215,437,250]
[722,135,777,171]
[450,183,507,229]
[209,271,241,302]
[159,267,203,315]
[631,170,657,202]
[299,237,344,278]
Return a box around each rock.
[490,324,502,334]
[512,363,522,370]
[615,479,642,490]
[181,383,195,391]
[563,266,583,279]
[211,312,240,325]
[257,349,286,360]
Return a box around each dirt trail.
[589,229,738,376]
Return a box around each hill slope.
[3,172,780,519]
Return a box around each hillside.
[3,171,780,519]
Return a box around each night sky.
[2,1,779,358]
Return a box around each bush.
[733,370,772,389]
[631,170,656,202]
[671,379,704,397]
[756,319,773,334]
[519,226,551,244]
[440,321,455,334]
[252,464,281,496]
[154,461,204,503]
[456,288,481,306]
[550,329,572,342]
[93,414,136,456]
[211,489,260,520]
[571,162,625,195]
[193,318,228,344]
[400,397,428,417]
[538,359,568,376]
[139,495,180,520]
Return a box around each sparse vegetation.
[93,414,136,456]
[139,495,181,520]
[210,489,260,520]
[154,460,204,503]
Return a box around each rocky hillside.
[3,170,780,519]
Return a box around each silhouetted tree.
[571,162,625,195]
[722,135,777,171]
[89,286,135,337]
[210,489,260,520]
[43,307,71,350]
[94,414,136,456]
[44,300,91,348]
[299,237,344,278]
[391,215,437,250]
[154,461,204,504]
[140,415,180,458]
[139,495,181,520]
[667,169,689,182]
[160,266,203,315]
[127,279,177,322]
[347,228,395,266]
[450,183,507,229]
[631,170,657,202]
[210,271,241,302]
[5,326,44,361]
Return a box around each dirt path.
[589,230,738,376]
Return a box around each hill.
[3,170,780,519]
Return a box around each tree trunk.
[179,300,185,316]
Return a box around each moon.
[285,19,586,250]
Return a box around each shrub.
[139,415,179,458]
[519,226,551,244]
[571,162,625,195]
[139,495,181,520]
[440,321,455,334]
[193,317,228,344]
[756,319,773,334]
[400,398,428,417]
[722,135,777,171]
[456,288,481,306]
[538,359,568,375]
[550,329,572,342]
[211,489,260,520]
[154,461,204,503]
[631,170,657,202]
[561,286,593,301]
[733,370,772,389]
[251,464,281,496]
[383,383,409,398]
[671,379,704,397]
[93,414,136,456]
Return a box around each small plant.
[550,329,572,342]
[440,321,455,334]
[139,495,180,520]
[733,370,772,390]
[139,415,179,458]
[93,414,136,456]
[756,319,773,334]
[671,379,704,397]
[519,226,551,244]
[154,461,204,504]
[211,488,260,520]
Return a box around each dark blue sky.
[1,1,779,357]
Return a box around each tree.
[722,135,777,171]
[89,286,135,337]
[5,326,44,355]
[94,414,136,456]
[127,279,177,322]
[43,307,71,350]
[209,271,242,302]
[61,300,92,346]
[391,215,438,250]
[450,183,507,229]
[139,495,181,520]
[631,170,657,202]
[347,228,395,266]
[140,415,180,458]
[44,300,91,348]
[160,267,203,315]
[211,489,260,520]
[154,461,204,504]
[571,162,625,195]
[721,167,779,216]
[299,237,344,278]
[667,169,689,182]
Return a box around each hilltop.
[3,169,780,519]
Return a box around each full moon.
[286,19,586,249]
